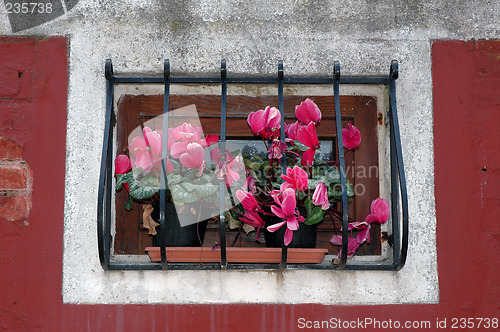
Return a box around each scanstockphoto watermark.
[252,164,379,197]
[297,317,433,330]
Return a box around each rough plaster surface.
[1,0,498,304]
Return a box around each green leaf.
[125,195,134,211]
[244,156,264,170]
[116,172,133,191]
[169,184,199,203]
[294,141,310,151]
[304,196,326,225]
[228,211,241,230]
[325,168,341,183]
[128,175,160,200]
[298,190,307,201]
[166,173,184,186]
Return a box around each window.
[98,59,407,270]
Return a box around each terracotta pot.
[151,201,209,247]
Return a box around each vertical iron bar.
[159,59,171,270]
[389,106,400,266]
[388,60,408,271]
[219,60,228,268]
[333,61,348,269]
[98,59,114,270]
[278,60,288,269]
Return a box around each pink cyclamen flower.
[297,122,320,150]
[115,154,132,175]
[115,154,131,191]
[130,136,154,172]
[235,190,260,212]
[170,141,189,159]
[300,148,315,167]
[342,123,361,150]
[243,176,257,194]
[348,221,371,244]
[200,134,219,148]
[295,98,321,125]
[173,122,200,143]
[281,165,308,192]
[215,162,240,187]
[330,235,361,258]
[268,139,287,159]
[267,188,304,246]
[351,198,390,245]
[165,156,174,174]
[312,182,329,210]
[143,127,162,156]
[211,147,241,187]
[285,121,302,141]
[365,197,390,224]
[247,106,281,139]
[235,190,265,229]
[179,143,206,176]
[240,210,265,228]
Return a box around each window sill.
[145,247,328,264]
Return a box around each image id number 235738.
[5,2,53,14]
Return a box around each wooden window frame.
[115,92,382,256]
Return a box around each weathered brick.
[0,164,28,190]
[0,69,19,96]
[0,195,31,221]
[0,136,24,160]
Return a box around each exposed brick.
[0,195,31,221]
[0,164,29,190]
[0,136,24,160]
[0,69,19,97]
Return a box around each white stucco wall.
[1,0,498,304]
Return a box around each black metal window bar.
[98,59,408,271]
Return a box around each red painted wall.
[0,38,498,331]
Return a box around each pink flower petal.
[166,156,174,174]
[145,130,162,155]
[312,182,329,209]
[301,148,315,167]
[330,235,342,246]
[356,225,371,244]
[130,136,147,154]
[281,188,297,217]
[284,228,294,246]
[115,154,131,175]
[247,106,281,139]
[235,190,259,211]
[286,216,299,231]
[370,197,390,223]
[295,98,321,125]
[267,220,287,233]
[241,211,265,228]
[297,122,319,150]
[342,123,361,150]
[170,141,189,159]
[179,143,204,169]
[365,214,381,224]
[201,134,219,148]
[270,205,287,220]
[347,221,369,230]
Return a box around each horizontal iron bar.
[107,261,396,271]
[113,76,390,85]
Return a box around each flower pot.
[263,216,320,248]
[151,201,209,247]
